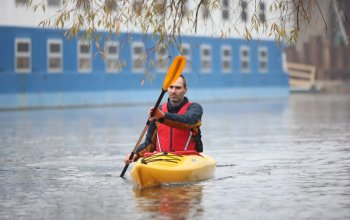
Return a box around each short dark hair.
[180,75,187,88]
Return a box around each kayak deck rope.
[141,152,183,165]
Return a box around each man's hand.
[148,107,165,122]
[124,153,138,164]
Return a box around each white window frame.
[200,44,212,73]
[282,52,287,74]
[258,46,268,73]
[156,44,168,73]
[132,42,145,73]
[47,39,63,73]
[15,38,31,73]
[240,46,250,73]
[221,45,232,73]
[180,43,191,73]
[105,40,119,73]
[77,40,92,73]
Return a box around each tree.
[29,0,326,66]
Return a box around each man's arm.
[135,121,156,154]
[163,103,203,125]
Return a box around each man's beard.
[170,96,183,107]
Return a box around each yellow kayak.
[130,151,216,188]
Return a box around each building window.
[156,44,168,73]
[181,0,189,16]
[47,39,62,73]
[15,0,29,6]
[105,0,117,11]
[47,0,60,7]
[105,41,119,73]
[240,0,248,22]
[155,0,166,16]
[78,40,92,73]
[132,42,145,73]
[259,2,266,23]
[76,0,91,10]
[222,0,229,20]
[258,47,268,73]
[180,43,191,73]
[15,38,31,73]
[202,6,209,19]
[200,45,212,73]
[221,45,232,73]
[240,46,250,73]
[133,0,142,16]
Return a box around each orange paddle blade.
[162,56,186,91]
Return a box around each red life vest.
[156,102,196,152]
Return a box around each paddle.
[120,55,186,177]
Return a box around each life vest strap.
[184,131,192,150]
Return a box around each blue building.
[0,1,289,110]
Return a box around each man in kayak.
[124,75,203,164]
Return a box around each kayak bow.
[130,151,216,188]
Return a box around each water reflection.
[133,185,204,219]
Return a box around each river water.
[0,94,349,220]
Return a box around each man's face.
[167,77,187,105]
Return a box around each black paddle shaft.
[119,152,135,178]
[120,90,166,177]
